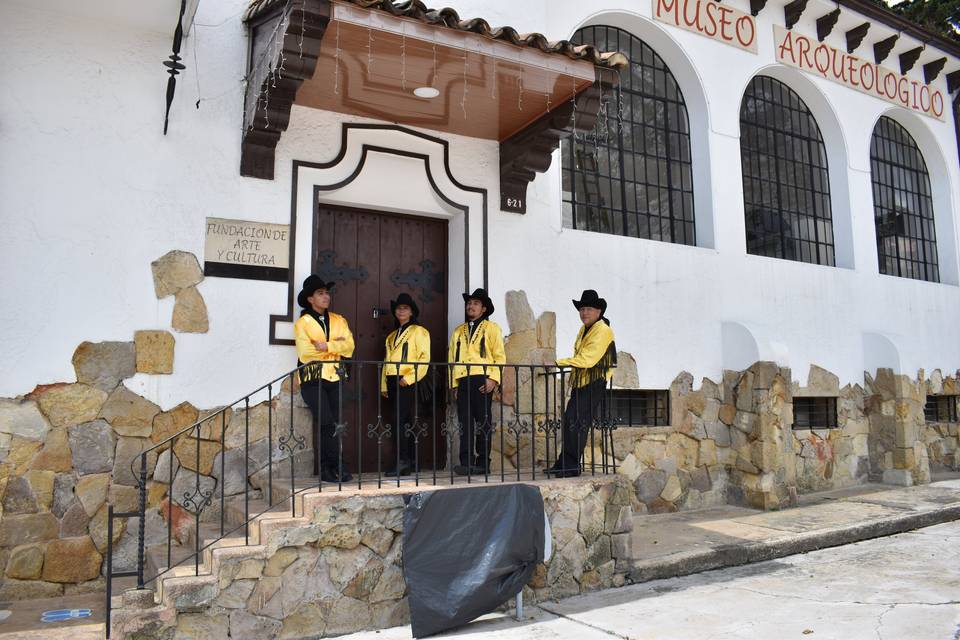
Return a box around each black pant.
[557,379,607,472]
[386,376,418,466]
[301,379,347,475]
[457,375,493,468]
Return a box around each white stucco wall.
[1,0,957,407]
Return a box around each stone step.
[224,497,292,529]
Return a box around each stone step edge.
[149,490,318,581]
[152,518,308,603]
[628,503,960,584]
[136,489,410,607]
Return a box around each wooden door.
[313,204,448,472]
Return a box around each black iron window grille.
[740,75,836,266]
[870,116,940,282]
[925,395,959,423]
[793,397,838,429]
[610,389,670,427]
[561,25,695,245]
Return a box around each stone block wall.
[494,291,959,511]
[0,249,298,600]
[791,366,870,493]
[1,283,958,602]
[0,365,313,600]
[112,475,634,639]
[866,368,930,486]
[922,370,960,473]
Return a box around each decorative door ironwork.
[391,259,445,302]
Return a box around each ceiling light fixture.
[413,86,440,98]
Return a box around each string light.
[617,82,624,133]
[570,74,578,142]
[401,30,407,91]
[460,44,468,119]
[192,24,202,108]
[432,32,438,88]
[491,58,497,99]
[367,25,374,79]
[517,66,523,112]
[242,8,289,135]
[273,18,288,82]
[334,19,341,94]
[297,3,305,58]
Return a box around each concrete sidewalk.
[628,476,960,582]
[1,477,959,639]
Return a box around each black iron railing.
[105,360,618,636]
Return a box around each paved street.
[2,519,957,639]
[343,520,960,640]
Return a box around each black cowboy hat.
[462,288,494,317]
[572,289,607,314]
[297,275,335,309]
[390,292,420,320]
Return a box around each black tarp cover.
[401,483,546,638]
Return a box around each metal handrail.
[106,359,619,638]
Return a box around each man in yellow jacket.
[448,288,505,475]
[546,290,616,478]
[381,293,431,477]
[294,275,355,482]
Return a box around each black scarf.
[301,307,330,340]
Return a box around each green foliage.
[889,0,960,43]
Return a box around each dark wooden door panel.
[313,204,448,472]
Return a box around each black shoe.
[320,467,353,483]
[454,463,489,476]
[544,465,580,478]
[385,463,413,477]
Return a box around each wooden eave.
[240,0,626,209]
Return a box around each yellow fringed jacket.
[447,318,506,385]
[380,323,431,393]
[556,320,616,388]
[294,311,355,383]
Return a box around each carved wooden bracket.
[845,22,870,53]
[947,69,960,93]
[874,34,898,65]
[750,0,768,17]
[499,70,617,214]
[922,57,947,84]
[816,9,840,42]
[784,0,809,31]
[241,0,330,180]
[899,46,923,75]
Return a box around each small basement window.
[610,389,670,427]
[793,397,837,429]
[925,395,959,423]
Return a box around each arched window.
[739,76,835,265]
[869,117,939,282]
[561,25,695,245]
